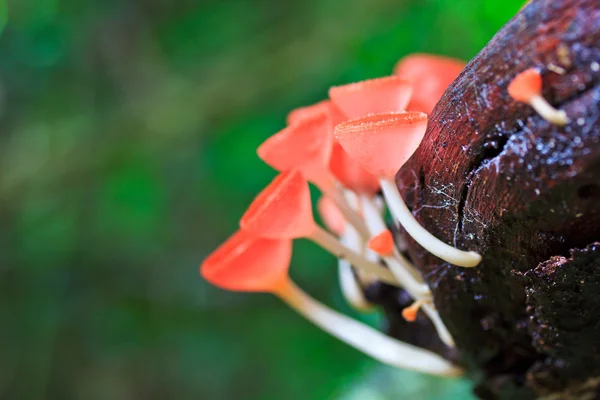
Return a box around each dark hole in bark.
[577,184,600,199]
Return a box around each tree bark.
[369,0,600,398]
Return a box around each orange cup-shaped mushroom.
[507,68,568,126]
[402,300,426,322]
[393,53,466,114]
[240,170,397,284]
[329,76,412,120]
[368,229,395,257]
[334,112,428,179]
[258,112,335,192]
[335,112,481,268]
[200,229,462,377]
[258,110,368,239]
[201,230,292,293]
[241,171,315,240]
[329,143,381,196]
[290,100,381,199]
[286,99,346,126]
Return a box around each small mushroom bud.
[507,68,568,126]
[368,229,395,256]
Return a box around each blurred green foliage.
[0,0,522,399]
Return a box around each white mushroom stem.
[362,194,455,347]
[337,191,374,312]
[360,246,380,285]
[348,191,379,286]
[338,220,374,312]
[274,278,463,377]
[379,178,482,268]
[362,194,422,282]
[372,195,386,211]
[360,195,385,285]
[321,180,370,241]
[422,303,455,347]
[361,194,431,298]
[309,225,399,286]
[529,95,568,126]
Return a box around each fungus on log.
[369,0,600,398]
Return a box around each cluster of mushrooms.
[201,54,568,377]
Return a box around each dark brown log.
[370,0,600,398]
[524,243,600,397]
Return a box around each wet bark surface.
[369,0,600,398]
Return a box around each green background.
[0,0,523,398]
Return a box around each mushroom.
[317,195,347,237]
[288,100,380,215]
[257,111,369,239]
[507,68,568,126]
[240,170,399,285]
[329,142,381,197]
[360,195,422,282]
[393,53,466,114]
[368,229,395,256]
[402,300,426,322]
[201,230,463,377]
[334,112,482,268]
[359,193,454,346]
[286,99,345,126]
[318,195,373,312]
[329,75,412,120]
[328,78,431,287]
[329,118,429,301]
[201,231,292,294]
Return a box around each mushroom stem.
[362,195,454,347]
[362,194,423,283]
[351,193,378,288]
[422,303,455,347]
[309,225,399,286]
[337,192,374,312]
[361,194,431,298]
[338,217,374,312]
[379,178,482,268]
[529,95,568,126]
[274,278,463,377]
[321,180,370,241]
[360,245,379,286]
[361,194,455,346]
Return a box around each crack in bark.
[455,79,600,237]
[456,133,511,235]
[390,1,600,397]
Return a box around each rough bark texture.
[369,0,600,398]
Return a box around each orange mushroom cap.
[367,230,395,256]
[258,112,335,190]
[393,54,466,114]
[401,301,422,322]
[334,112,428,179]
[201,230,292,293]
[317,195,346,236]
[287,99,346,126]
[240,170,314,239]
[329,142,380,195]
[329,76,413,120]
[507,68,542,103]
